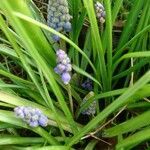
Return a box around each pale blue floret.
[14,106,48,128]
[63,22,72,32]
[39,115,48,127]
[14,107,25,119]
[61,72,71,85]
[57,64,66,72]
[29,121,39,127]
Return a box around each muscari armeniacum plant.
[1,0,150,149]
[47,0,72,41]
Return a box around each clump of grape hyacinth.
[47,0,72,41]
[54,49,72,84]
[95,2,106,23]
[14,106,48,127]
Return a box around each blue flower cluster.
[95,2,106,23]
[14,106,48,127]
[81,98,96,116]
[54,49,72,84]
[47,0,72,41]
[82,79,93,91]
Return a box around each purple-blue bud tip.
[52,34,60,42]
[64,22,72,32]
[61,72,71,85]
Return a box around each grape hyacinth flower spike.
[47,0,72,41]
[81,92,96,116]
[81,99,96,116]
[54,49,72,84]
[82,78,93,91]
[95,1,106,23]
[81,79,96,115]
[14,106,48,127]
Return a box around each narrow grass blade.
[104,111,150,137]
[83,0,108,90]
[116,128,150,149]
[0,136,44,145]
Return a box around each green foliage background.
[0,0,149,149]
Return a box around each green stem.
[60,38,66,51]
[100,22,104,35]
[67,84,74,116]
[104,0,112,91]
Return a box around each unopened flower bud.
[61,72,71,84]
